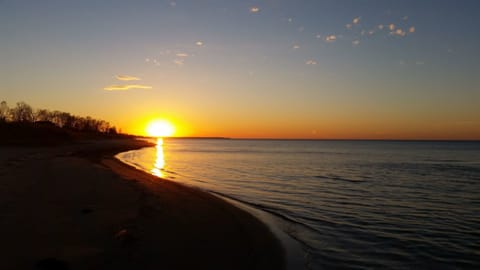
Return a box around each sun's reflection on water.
[151,138,165,177]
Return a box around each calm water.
[117,139,480,269]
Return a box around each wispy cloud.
[116,75,141,81]
[196,41,204,46]
[176,53,189,57]
[250,6,260,13]
[103,85,152,91]
[305,14,416,52]
[325,35,337,42]
[173,59,184,66]
[306,60,317,65]
[391,28,406,37]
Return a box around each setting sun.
[146,120,175,137]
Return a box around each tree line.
[0,101,117,134]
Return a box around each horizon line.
[140,136,480,142]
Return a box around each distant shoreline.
[161,137,480,143]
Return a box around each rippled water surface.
[117,139,480,269]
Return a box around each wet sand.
[0,138,284,269]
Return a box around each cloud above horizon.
[173,59,185,66]
[102,74,151,91]
[250,7,260,13]
[115,75,141,81]
[325,35,337,42]
[103,85,152,91]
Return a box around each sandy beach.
[0,138,284,269]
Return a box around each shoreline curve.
[0,138,285,269]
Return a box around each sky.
[1,0,479,139]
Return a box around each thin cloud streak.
[115,75,141,81]
[173,59,184,66]
[103,85,152,91]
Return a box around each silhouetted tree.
[51,111,72,128]
[34,109,52,122]
[11,102,34,122]
[2,100,120,134]
[0,101,9,122]
[97,120,111,133]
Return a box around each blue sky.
[1,0,479,138]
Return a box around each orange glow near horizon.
[114,106,479,140]
[116,115,480,140]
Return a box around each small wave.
[431,163,480,174]
[209,191,320,230]
[314,174,366,183]
[162,169,177,174]
[424,159,466,163]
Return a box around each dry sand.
[0,139,284,269]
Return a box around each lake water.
[117,139,480,269]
